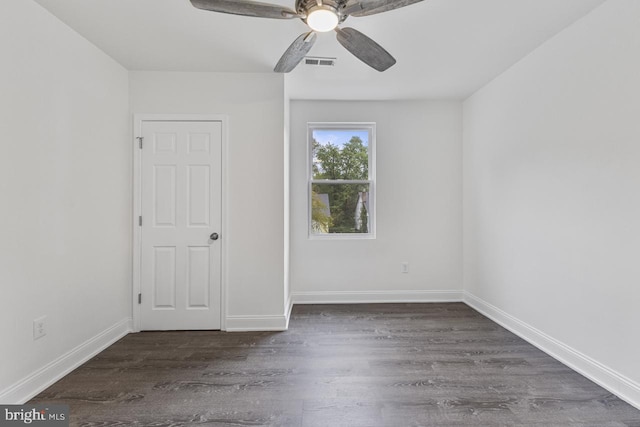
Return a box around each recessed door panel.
[187,165,210,227]
[153,165,176,227]
[153,247,176,309]
[188,133,210,153]
[154,133,177,153]
[187,246,210,309]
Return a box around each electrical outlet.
[401,262,409,274]
[33,316,46,340]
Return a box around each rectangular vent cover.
[304,57,336,66]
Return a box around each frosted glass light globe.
[306,7,339,32]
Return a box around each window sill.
[308,233,376,241]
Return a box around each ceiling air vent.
[304,57,336,67]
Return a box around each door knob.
[210,232,219,241]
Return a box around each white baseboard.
[463,291,640,411]
[225,314,289,332]
[292,290,463,304]
[0,317,132,404]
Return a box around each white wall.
[129,72,286,326]
[290,100,462,302]
[0,0,131,402]
[463,0,640,406]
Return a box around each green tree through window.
[309,125,374,236]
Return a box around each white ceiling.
[33,0,605,100]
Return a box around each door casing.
[132,114,229,332]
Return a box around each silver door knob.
[210,232,219,241]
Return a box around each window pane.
[312,129,369,180]
[311,183,370,234]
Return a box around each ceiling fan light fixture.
[306,6,339,32]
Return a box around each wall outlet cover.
[33,316,46,340]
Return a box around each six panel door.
[140,120,222,330]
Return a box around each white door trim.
[132,114,229,332]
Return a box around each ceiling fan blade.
[190,0,299,19]
[344,0,423,17]
[274,32,317,73]
[335,27,396,72]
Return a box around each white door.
[140,120,222,330]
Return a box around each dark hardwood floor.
[31,303,640,426]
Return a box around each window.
[308,123,375,238]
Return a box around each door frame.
[132,114,229,332]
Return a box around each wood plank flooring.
[31,303,640,426]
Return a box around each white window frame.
[308,122,376,240]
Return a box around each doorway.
[133,115,226,330]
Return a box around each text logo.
[0,405,68,426]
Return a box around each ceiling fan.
[190,0,423,72]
